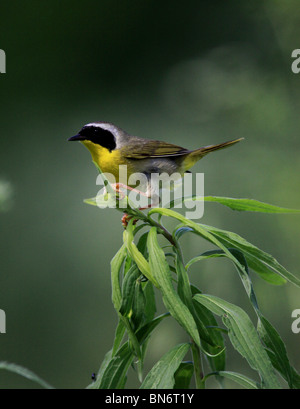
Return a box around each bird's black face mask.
[68,126,116,152]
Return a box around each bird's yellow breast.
[81,141,135,181]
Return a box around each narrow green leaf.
[194,294,281,388]
[84,193,124,209]
[175,250,193,306]
[86,349,113,389]
[83,196,98,206]
[227,248,260,313]
[123,254,133,276]
[120,315,142,362]
[112,320,126,356]
[168,195,300,214]
[135,313,170,345]
[112,248,142,364]
[174,362,194,389]
[186,249,226,270]
[0,362,54,389]
[94,343,134,389]
[147,227,200,347]
[202,224,300,287]
[131,280,146,330]
[204,196,300,213]
[175,251,216,347]
[119,265,140,317]
[143,281,156,324]
[140,343,191,389]
[123,221,159,287]
[257,316,294,388]
[190,285,226,373]
[205,370,260,389]
[136,231,149,257]
[173,226,194,240]
[290,368,300,389]
[111,243,127,311]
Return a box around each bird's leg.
[111,183,149,198]
[114,184,160,226]
[112,183,151,225]
[109,183,125,200]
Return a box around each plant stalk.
[191,341,205,389]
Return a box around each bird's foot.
[111,183,149,200]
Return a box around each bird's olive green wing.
[122,139,190,159]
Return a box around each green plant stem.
[118,197,176,245]
[191,341,205,389]
[148,216,176,246]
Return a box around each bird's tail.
[190,137,244,159]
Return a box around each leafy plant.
[83,172,300,389]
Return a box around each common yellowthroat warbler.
[68,122,243,207]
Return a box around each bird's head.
[68,122,122,152]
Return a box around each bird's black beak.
[68,134,86,141]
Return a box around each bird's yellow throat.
[81,140,134,179]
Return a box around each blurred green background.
[1,0,300,389]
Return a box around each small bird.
[68,122,243,207]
